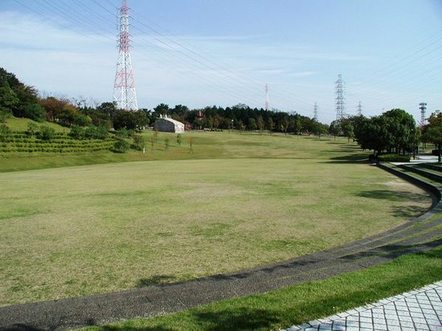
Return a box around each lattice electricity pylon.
[313,102,318,121]
[357,101,362,116]
[335,74,344,120]
[419,102,427,127]
[265,84,270,111]
[113,0,138,111]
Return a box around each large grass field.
[0,132,432,306]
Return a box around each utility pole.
[335,74,344,120]
[419,102,427,127]
[113,0,138,111]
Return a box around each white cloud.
[2,9,436,124]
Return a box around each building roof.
[158,115,184,127]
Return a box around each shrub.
[69,126,85,140]
[0,109,11,123]
[112,139,130,153]
[21,103,46,122]
[85,126,108,140]
[0,124,10,142]
[36,126,56,141]
[176,134,182,146]
[132,134,146,151]
[378,153,410,162]
[115,128,133,138]
[25,122,39,136]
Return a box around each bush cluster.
[69,126,109,140]
[377,154,411,162]
[0,129,114,154]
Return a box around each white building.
[154,115,185,133]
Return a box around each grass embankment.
[83,246,442,331]
[0,133,431,306]
[0,129,364,172]
[5,117,68,133]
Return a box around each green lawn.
[5,116,68,133]
[1,131,365,172]
[83,246,442,331]
[0,133,431,306]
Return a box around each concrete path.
[286,281,442,331]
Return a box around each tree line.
[2,67,441,161]
[0,68,328,135]
[330,108,442,161]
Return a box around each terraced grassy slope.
[0,133,431,306]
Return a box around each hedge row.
[377,153,411,162]
[0,146,113,153]
[0,140,114,154]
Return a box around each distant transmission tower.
[335,74,344,120]
[265,84,270,111]
[419,102,427,127]
[313,102,318,121]
[357,101,362,116]
[113,0,138,111]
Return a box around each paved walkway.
[286,281,442,331]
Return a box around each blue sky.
[0,0,440,123]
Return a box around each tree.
[22,103,46,122]
[280,116,289,134]
[267,117,274,131]
[424,126,442,163]
[154,103,169,116]
[39,97,67,122]
[329,120,341,138]
[422,112,442,162]
[382,109,416,154]
[353,109,416,157]
[132,134,146,151]
[248,117,257,130]
[113,111,138,130]
[341,118,355,143]
[256,115,265,132]
[0,85,19,115]
[112,139,130,153]
[354,116,389,156]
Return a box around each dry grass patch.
[0,156,431,306]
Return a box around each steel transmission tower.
[265,84,270,111]
[335,74,344,120]
[357,101,362,116]
[113,0,138,111]
[419,102,427,127]
[313,102,318,121]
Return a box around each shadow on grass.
[97,308,280,331]
[340,238,442,261]
[356,190,428,202]
[189,308,280,331]
[89,245,442,331]
[324,152,370,164]
[5,325,45,331]
[101,326,174,331]
[390,205,429,219]
[136,275,178,288]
